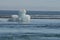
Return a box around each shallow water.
[0,19,60,40]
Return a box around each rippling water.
[0,19,60,40]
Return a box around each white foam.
[19,9,31,22]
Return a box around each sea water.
[0,19,60,40]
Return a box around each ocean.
[0,10,60,15]
[0,11,60,40]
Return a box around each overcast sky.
[0,0,60,11]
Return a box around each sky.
[0,0,60,11]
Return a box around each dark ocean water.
[0,10,60,15]
[0,11,60,40]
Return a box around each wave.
[0,33,60,40]
[0,23,60,29]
